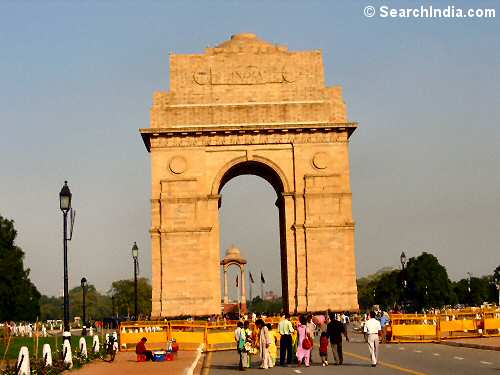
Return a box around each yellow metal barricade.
[169,323,207,351]
[390,315,437,342]
[119,321,169,351]
[206,324,238,352]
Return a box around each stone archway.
[140,33,359,317]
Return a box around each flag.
[236,275,238,288]
[249,272,255,284]
[260,272,265,284]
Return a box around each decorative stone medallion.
[169,156,187,174]
[312,152,330,170]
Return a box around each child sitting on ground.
[319,331,329,366]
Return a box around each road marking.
[399,347,406,350]
[293,370,302,374]
[480,361,492,365]
[453,356,464,360]
[200,351,212,375]
[186,345,203,375]
[432,353,440,356]
[345,351,426,375]
[414,350,422,353]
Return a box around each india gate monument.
[140,33,359,317]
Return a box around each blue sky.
[0,1,499,298]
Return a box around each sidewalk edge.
[439,341,500,351]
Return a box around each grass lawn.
[1,335,96,361]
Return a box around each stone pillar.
[223,267,229,304]
[241,266,247,306]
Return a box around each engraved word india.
[140,33,359,317]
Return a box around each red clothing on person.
[136,340,147,354]
[319,335,329,355]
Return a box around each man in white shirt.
[363,311,382,367]
[278,313,294,366]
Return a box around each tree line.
[358,252,500,312]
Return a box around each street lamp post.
[81,277,87,336]
[400,251,407,310]
[495,277,500,306]
[59,181,72,338]
[467,272,472,306]
[132,242,139,320]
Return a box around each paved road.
[202,335,499,375]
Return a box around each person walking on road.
[326,312,349,365]
[278,313,294,366]
[257,319,273,369]
[235,321,245,371]
[296,315,313,367]
[364,311,382,367]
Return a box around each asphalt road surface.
[201,335,499,375]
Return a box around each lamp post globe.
[132,242,138,259]
[132,242,139,320]
[59,181,72,338]
[81,277,87,336]
[59,181,72,212]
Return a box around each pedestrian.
[319,331,329,366]
[266,323,278,367]
[235,321,245,371]
[243,320,252,368]
[306,314,316,363]
[296,315,313,367]
[326,312,349,365]
[364,311,382,367]
[257,319,273,369]
[278,313,294,366]
[380,311,390,343]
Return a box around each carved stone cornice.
[140,122,357,151]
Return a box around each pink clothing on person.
[296,324,312,366]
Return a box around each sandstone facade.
[140,33,359,317]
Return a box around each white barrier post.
[17,346,30,375]
[62,337,73,369]
[42,343,52,367]
[92,334,100,353]
[79,337,88,358]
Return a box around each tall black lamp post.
[494,277,500,306]
[81,277,87,336]
[400,251,408,310]
[59,181,72,337]
[467,272,472,306]
[132,242,139,320]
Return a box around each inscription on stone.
[193,65,297,85]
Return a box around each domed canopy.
[213,33,287,53]
[221,245,247,265]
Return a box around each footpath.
[72,350,202,375]
[440,336,500,351]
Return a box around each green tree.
[357,267,396,310]
[110,278,152,318]
[405,252,456,310]
[453,275,498,306]
[0,215,41,321]
[68,284,112,321]
[247,296,283,314]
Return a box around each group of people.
[234,311,368,370]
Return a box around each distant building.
[264,291,280,301]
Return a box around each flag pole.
[249,278,253,304]
[261,272,264,300]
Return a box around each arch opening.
[218,161,289,314]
